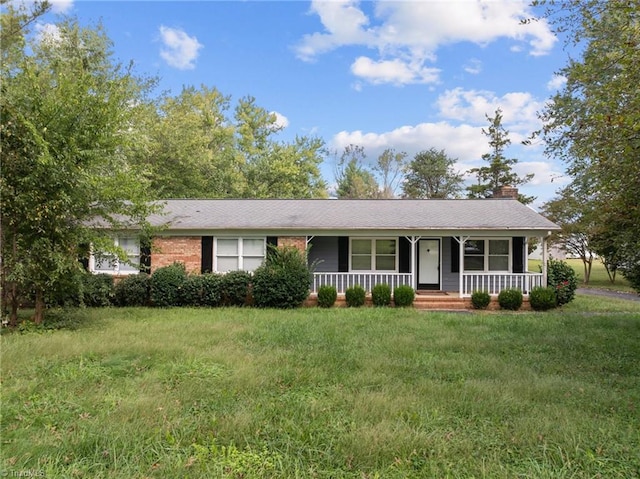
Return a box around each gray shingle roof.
[147,199,559,233]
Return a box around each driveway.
[577,288,640,302]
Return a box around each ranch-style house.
[90,187,560,306]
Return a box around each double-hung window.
[92,236,140,275]
[215,237,265,272]
[464,238,510,272]
[351,238,397,271]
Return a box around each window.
[463,239,510,272]
[351,238,397,271]
[215,237,265,272]
[91,236,140,275]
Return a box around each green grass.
[2,301,640,478]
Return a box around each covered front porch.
[307,234,550,298]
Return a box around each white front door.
[418,239,440,289]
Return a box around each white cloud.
[351,56,440,85]
[271,111,290,130]
[436,88,544,134]
[547,74,567,91]
[50,0,73,13]
[296,0,557,86]
[463,59,482,75]
[159,26,203,70]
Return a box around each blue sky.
[37,0,575,205]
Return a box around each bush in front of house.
[498,288,523,311]
[529,286,558,311]
[181,275,206,306]
[201,273,223,307]
[253,246,313,309]
[471,290,491,310]
[345,285,366,307]
[546,258,578,306]
[82,273,115,307]
[150,263,187,307]
[317,285,337,308]
[393,285,415,307]
[371,283,392,307]
[114,273,150,307]
[220,270,252,306]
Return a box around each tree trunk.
[34,287,45,325]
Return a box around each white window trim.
[214,237,266,273]
[463,237,511,273]
[89,236,141,276]
[349,237,398,272]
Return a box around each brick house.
[91,195,559,300]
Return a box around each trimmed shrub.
[252,246,313,309]
[220,270,252,306]
[371,283,392,307]
[498,288,523,311]
[547,259,578,306]
[471,290,491,310]
[201,273,223,307]
[393,285,415,307]
[150,263,187,307]
[114,273,150,307]
[181,275,206,306]
[529,286,558,311]
[317,285,337,308]
[82,273,115,307]
[345,285,366,307]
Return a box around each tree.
[143,86,245,198]
[402,148,464,198]
[334,145,379,198]
[234,96,327,198]
[466,108,534,204]
[535,0,640,292]
[1,10,156,324]
[374,148,407,198]
[541,186,596,283]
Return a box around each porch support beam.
[542,234,549,286]
[453,235,470,296]
[404,236,421,290]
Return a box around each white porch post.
[542,234,549,286]
[405,236,420,290]
[453,236,469,296]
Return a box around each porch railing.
[461,273,544,297]
[312,272,412,294]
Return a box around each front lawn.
[2,298,640,478]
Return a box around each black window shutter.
[266,236,278,261]
[201,236,213,274]
[451,237,460,273]
[338,236,349,272]
[512,237,525,273]
[79,243,90,271]
[140,241,151,273]
[399,237,411,273]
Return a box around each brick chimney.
[492,186,519,199]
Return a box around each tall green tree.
[234,97,327,198]
[402,148,464,198]
[334,145,379,199]
[0,8,156,324]
[374,148,407,198]
[466,108,534,203]
[535,0,640,291]
[541,186,596,283]
[143,86,244,198]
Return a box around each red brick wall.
[152,236,201,274]
[278,236,307,252]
